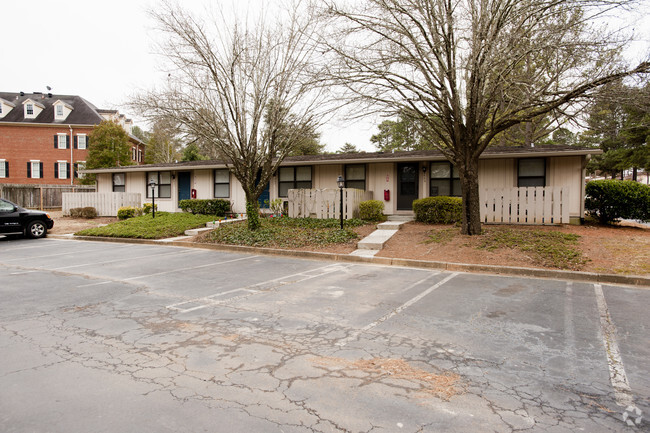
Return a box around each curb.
[52,234,650,288]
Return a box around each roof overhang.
[82,147,602,174]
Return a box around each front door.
[178,172,191,202]
[256,171,270,208]
[397,163,419,210]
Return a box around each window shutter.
[66,163,70,179]
[54,135,58,149]
[54,163,59,179]
[27,162,31,178]
[67,135,71,149]
[74,136,78,149]
[5,162,8,178]
[74,163,78,178]
[39,162,43,178]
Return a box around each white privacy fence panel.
[63,192,141,217]
[481,187,569,225]
[288,188,373,219]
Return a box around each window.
[214,169,230,198]
[56,133,68,149]
[27,160,42,179]
[132,147,137,161]
[74,162,85,179]
[112,173,125,192]
[76,134,87,150]
[0,160,7,178]
[56,105,63,117]
[345,164,366,190]
[138,149,142,163]
[26,104,33,116]
[429,161,461,197]
[55,161,69,179]
[278,166,312,197]
[518,158,546,187]
[146,172,171,198]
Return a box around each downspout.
[69,125,73,186]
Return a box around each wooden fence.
[288,188,374,219]
[481,187,569,225]
[0,184,95,210]
[62,192,142,217]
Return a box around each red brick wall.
[0,124,144,185]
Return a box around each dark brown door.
[397,163,418,210]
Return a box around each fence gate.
[288,188,373,219]
[481,187,569,225]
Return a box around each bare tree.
[323,0,649,235]
[132,1,333,229]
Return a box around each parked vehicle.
[0,198,54,239]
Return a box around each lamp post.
[149,180,157,219]
[337,175,345,230]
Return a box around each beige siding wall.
[313,164,342,189]
[367,162,394,213]
[478,158,515,189]
[549,156,583,217]
[96,173,112,194]
[230,177,247,213]
[193,170,212,200]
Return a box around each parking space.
[0,237,648,432]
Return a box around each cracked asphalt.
[0,237,648,432]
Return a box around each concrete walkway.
[350,217,413,257]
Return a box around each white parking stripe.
[336,272,455,347]
[0,244,129,262]
[53,249,203,270]
[594,284,635,408]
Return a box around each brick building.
[0,91,145,185]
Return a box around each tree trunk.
[632,167,637,182]
[458,156,482,236]
[245,195,261,231]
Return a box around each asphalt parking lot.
[0,237,648,432]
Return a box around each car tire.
[26,220,48,239]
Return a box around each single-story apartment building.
[82,145,600,224]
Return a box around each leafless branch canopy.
[132,0,334,200]
[322,0,649,160]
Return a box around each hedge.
[117,206,142,220]
[359,200,385,221]
[179,199,231,216]
[585,180,650,224]
[69,207,98,219]
[413,196,463,224]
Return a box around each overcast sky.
[1,0,648,152]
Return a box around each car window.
[0,200,15,212]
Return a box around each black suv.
[0,198,54,239]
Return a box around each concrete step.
[357,229,398,250]
[387,214,414,222]
[377,221,407,230]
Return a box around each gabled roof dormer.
[22,98,45,119]
[53,100,74,121]
[0,98,16,119]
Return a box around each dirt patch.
[376,222,650,275]
[48,211,117,235]
[313,357,461,400]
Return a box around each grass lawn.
[75,212,217,239]
[201,217,369,248]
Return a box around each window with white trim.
[26,104,33,116]
[518,158,546,187]
[146,172,172,198]
[56,105,63,117]
[278,166,312,197]
[28,160,42,179]
[113,173,125,192]
[214,169,230,198]
[77,134,87,150]
[55,161,68,179]
[0,159,7,178]
[345,164,366,190]
[429,161,460,197]
[74,161,85,179]
[57,134,68,149]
